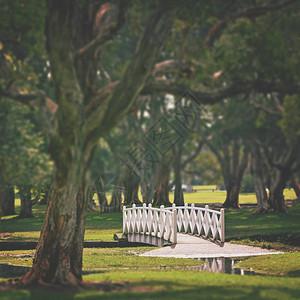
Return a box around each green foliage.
[186,151,222,185]
[241,174,255,193]
[0,0,46,59]
[0,99,52,190]
[212,7,300,84]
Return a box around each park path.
[140,233,283,258]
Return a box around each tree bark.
[22,0,88,285]
[221,142,248,209]
[94,177,109,212]
[259,143,297,212]
[123,170,141,206]
[1,186,16,216]
[267,168,288,212]
[19,187,34,218]
[250,143,269,213]
[153,158,172,206]
[109,186,122,213]
[18,0,179,288]
[223,182,241,208]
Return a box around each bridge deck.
[140,233,283,258]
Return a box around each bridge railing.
[123,203,177,243]
[165,203,225,243]
[123,203,225,244]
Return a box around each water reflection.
[194,257,256,275]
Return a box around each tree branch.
[142,79,300,104]
[153,59,194,77]
[205,0,297,47]
[84,2,180,143]
[0,88,42,104]
[75,1,129,56]
[252,102,282,117]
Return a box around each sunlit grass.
[236,252,300,277]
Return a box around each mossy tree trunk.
[21,0,178,287]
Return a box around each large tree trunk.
[1,185,15,216]
[259,144,297,213]
[23,175,88,286]
[123,180,141,206]
[223,182,241,208]
[94,177,109,212]
[21,0,88,285]
[19,0,179,288]
[110,186,123,213]
[267,168,287,212]
[153,159,172,206]
[250,143,269,213]
[19,187,34,218]
[220,142,248,209]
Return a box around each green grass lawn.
[0,270,299,299]
[0,188,299,299]
[236,252,300,277]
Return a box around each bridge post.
[172,208,177,244]
[148,203,152,234]
[132,204,136,232]
[123,205,126,233]
[220,208,225,243]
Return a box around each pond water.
[192,257,258,275]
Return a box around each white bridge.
[123,203,225,245]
